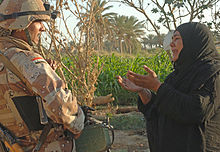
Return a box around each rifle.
[0,123,24,152]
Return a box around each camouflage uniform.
[0,0,85,151]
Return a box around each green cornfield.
[95,51,173,105]
[63,51,173,105]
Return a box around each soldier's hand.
[72,132,82,139]
[81,106,95,124]
[47,59,58,70]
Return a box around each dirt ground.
[111,129,150,152]
[93,108,150,152]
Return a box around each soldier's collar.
[0,36,32,51]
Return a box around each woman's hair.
[0,27,12,37]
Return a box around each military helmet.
[0,0,51,30]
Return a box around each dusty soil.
[93,108,150,152]
[111,130,150,152]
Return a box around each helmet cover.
[0,0,50,30]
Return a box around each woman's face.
[170,31,183,62]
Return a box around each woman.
[117,22,220,152]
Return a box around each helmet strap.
[24,28,33,46]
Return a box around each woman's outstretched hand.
[116,75,152,105]
[116,75,144,93]
[127,65,161,92]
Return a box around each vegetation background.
[39,1,220,151]
[41,0,220,105]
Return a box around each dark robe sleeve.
[155,75,218,124]
[137,92,158,152]
[137,92,157,120]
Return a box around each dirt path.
[93,109,150,152]
[111,130,150,152]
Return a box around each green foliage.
[110,113,145,130]
[165,0,173,4]
[62,51,172,105]
[151,8,159,13]
[165,0,186,4]
[95,51,173,105]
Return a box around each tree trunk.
[116,106,138,114]
[120,39,123,53]
[92,94,114,105]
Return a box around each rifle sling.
[0,50,33,94]
[33,123,52,152]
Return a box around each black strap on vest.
[24,29,33,46]
[33,123,52,152]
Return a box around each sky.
[49,0,219,44]
[45,1,154,45]
[108,1,147,20]
[108,1,219,34]
[107,1,173,49]
[57,0,169,37]
[107,1,166,33]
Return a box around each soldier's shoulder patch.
[31,57,47,64]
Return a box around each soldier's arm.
[6,48,85,134]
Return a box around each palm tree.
[110,15,127,53]
[77,0,116,51]
[142,37,149,50]
[123,16,145,54]
[110,15,145,54]
[145,34,156,49]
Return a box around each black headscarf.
[166,22,220,91]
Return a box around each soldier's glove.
[81,106,95,125]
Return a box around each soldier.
[0,0,85,151]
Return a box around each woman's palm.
[117,76,143,93]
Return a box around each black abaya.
[138,22,220,152]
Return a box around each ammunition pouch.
[76,123,114,152]
[12,96,45,131]
[11,96,115,151]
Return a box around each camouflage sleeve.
[6,47,85,134]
